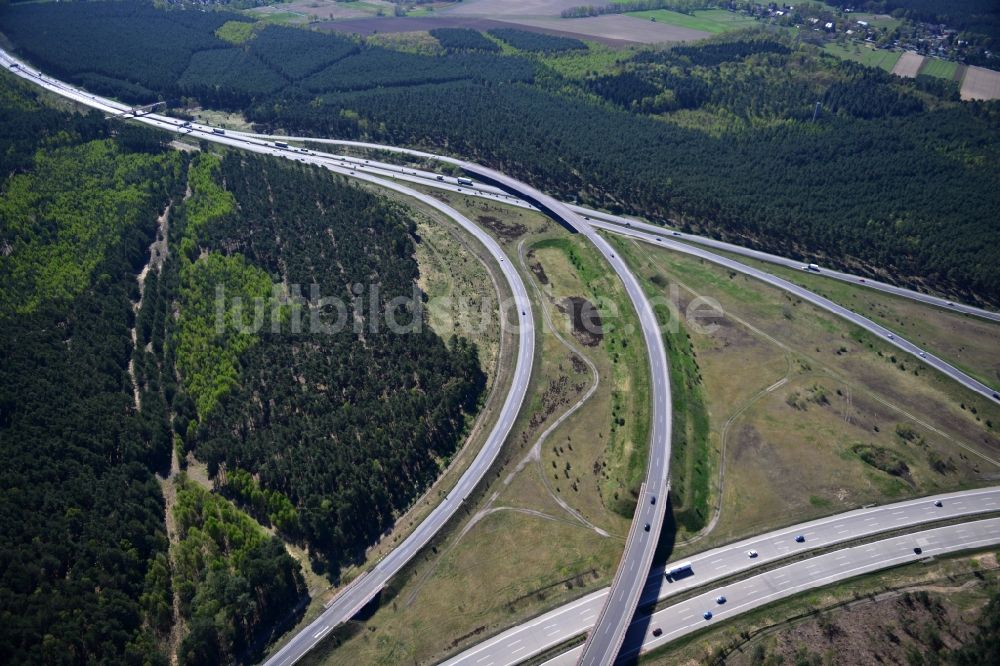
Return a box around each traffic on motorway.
[0,49,544,666]
[443,486,1000,666]
[548,516,1000,665]
[6,46,998,666]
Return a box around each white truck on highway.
[457,177,474,186]
[802,263,820,272]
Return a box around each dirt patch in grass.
[557,296,603,347]
[527,250,549,285]
[476,214,527,243]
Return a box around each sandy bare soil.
[891,50,924,77]
[317,16,512,35]
[443,0,588,17]
[961,65,1000,100]
[316,15,648,45]
[496,15,710,43]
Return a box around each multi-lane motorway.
[279,140,677,664]
[592,221,1000,409]
[570,208,1000,324]
[240,134,1000,410]
[250,134,1000,326]
[551,516,1000,665]
[2,50,673,666]
[444,486,1000,666]
[0,49,540,666]
[4,48,999,666]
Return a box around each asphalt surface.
[6,51,997,665]
[252,138,676,664]
[570,208,1000,324]
[0,51,537,666]
[547,516,1000,665]
[443,486,1000,666]
[242,133,1000,326]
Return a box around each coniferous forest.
[2,1,997,304]
[0,67,485,664]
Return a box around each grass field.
[607,236,1000,553]
[627,8,756,34]
[530,235,651,518]
[215,20,256,44]
[537,43,633,79]
[612,237,713,535]
[919,57,959,80]
[640,548,999,665]
[706,249,1000,393]
[823,41,901,72]
[250,11,309,25]
[851,12,903,30]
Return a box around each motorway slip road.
[275,137,677,666]
[442,486,1000,666]
[595,221,1000,408]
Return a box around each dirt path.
[127,203,171,410]
[159,449,185,665]
[514,238,609,537]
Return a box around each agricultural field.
[961,65,1000,101]
[918,57,959,80]
[627,8,756,34]
[823,41,901,72]
[609,235,1000,552]
[891,51,924,78]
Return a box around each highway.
[293,143,677,665]
[571,208,1000,324]
[5,49,998,665]
[549,516,1000,665]
[442,486,1000,666]
[230,137,1000,416]
[460,165,673,666]
[0,49,538,666]
[240,134,1000,325]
